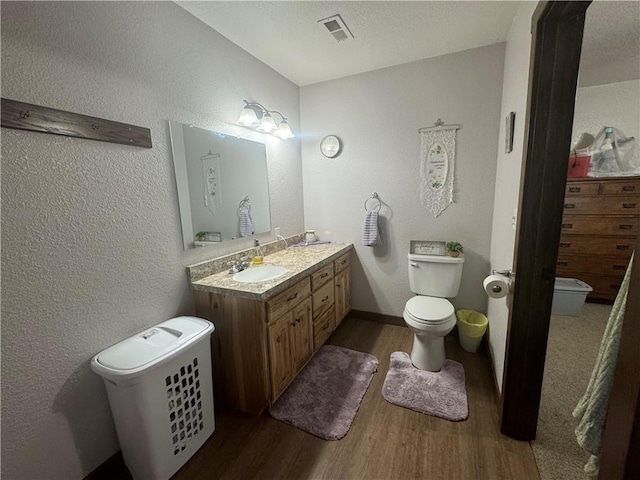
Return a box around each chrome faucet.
[228,257,251,274]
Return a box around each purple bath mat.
[382,352,468,421]
[269,345,378,440]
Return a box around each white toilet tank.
[408,253,464,297]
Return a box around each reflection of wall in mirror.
[181,125,270,244]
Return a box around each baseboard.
[485,339,503,414]
[349,309,405,327]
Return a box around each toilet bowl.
[403,252,464,372]
[403,296,457,371]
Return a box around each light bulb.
[256,112,277,133]
[236,106,259,127]
[273,120,294,139]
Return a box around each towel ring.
[364,192,382,213]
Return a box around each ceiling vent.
[318,14,354,43]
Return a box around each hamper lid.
[554,277,593,294]
[91,316,213,379]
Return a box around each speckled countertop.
[190,243,353,301]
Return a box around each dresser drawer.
[556,255,632,277]
[311,264,333,291]
[312,281,334,320]
[313,307,335,351]
[334,252,351,274]
[563,196,640,215]
[600,180,640,196]
[560,215,639,236]
[267,278,311,321]
[565,182,600,196]
[558,235,637,256]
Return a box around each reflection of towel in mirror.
[239,208,254,237]
[573,254,633,476]
[362,210,378,246]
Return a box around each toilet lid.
[405,296,455,324]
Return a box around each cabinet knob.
[568,187,581,193]
[561,223,573,229]
[559,242,571,248]
[619,224,633,230]
[623,203,636,209]
[622,185,636,192]
[564,203,575,209]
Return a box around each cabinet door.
[335,267,351,327]
[290,298,313,372]
[267,311,293,401]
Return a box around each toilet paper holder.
[492,269,512,278]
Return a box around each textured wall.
[572,80,640,146]
[486,2,537,393]
[300,44,505,317]
[0,2,303,479]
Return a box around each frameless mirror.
[169,121,271,250]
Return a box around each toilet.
[403,252,464,371]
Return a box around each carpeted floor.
[532,302,612,479]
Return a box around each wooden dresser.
[557,176,639,302]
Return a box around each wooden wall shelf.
[1,98,152,148]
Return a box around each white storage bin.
[551,278,593,316]
[91,316,215,480]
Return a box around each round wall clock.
[320,135,341,158]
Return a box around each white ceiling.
[178,1,640,88]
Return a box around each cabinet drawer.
[267,278,311,321]
[558,235,637,257]
[556,255,632,276]
[313,306,335,351]
[312,281,335,320]
[562,196,640,215]
[601,180,640,196]
[311,264,333,291]
[565,182,600,196]
[334,252,351,274]
[560,215,639,236]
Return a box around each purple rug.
[382,352,468,421]
[269,345,378,440]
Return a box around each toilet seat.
[404,296,455,325]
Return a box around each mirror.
[169,121,271,250]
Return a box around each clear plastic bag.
[585,126,639,177]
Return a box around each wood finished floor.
[98,317,540,480]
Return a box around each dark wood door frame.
[502,4,640,478]
[501,0,590,440]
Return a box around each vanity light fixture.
[235,100,294,139]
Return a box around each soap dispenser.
[252,239,264,265]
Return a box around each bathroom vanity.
[189,243,352,415]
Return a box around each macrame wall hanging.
[419,119,461,218]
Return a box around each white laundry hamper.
[91,316,215,480]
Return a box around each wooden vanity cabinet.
[557,177,639,301]
[334,252,352,327]
[194,249,352,416]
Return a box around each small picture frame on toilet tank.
[410,240,446,255]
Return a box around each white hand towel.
[362,210,379,246]
[239,208,254,237]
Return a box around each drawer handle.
[559,242,571,248]
[610,284,621,290]
[564,203,575,209]
[290,321,296,327]
[622,185,636,191]
[287,292,298,301]
[613,265,626,270]
[322,322,330,331]
[562,223,573,229]
[568,187,581,193]
[623,203,636,209]
[557,261,568,266]
[336,284,342,288]
[321,295,329,303]
[295,318,301,324]
[619,224,633,230]
[616,245,630,250]
[340,259,347,265]
[320,273,329,279]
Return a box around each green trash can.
[456,310,489,353]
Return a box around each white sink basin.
[233,265,288,283]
